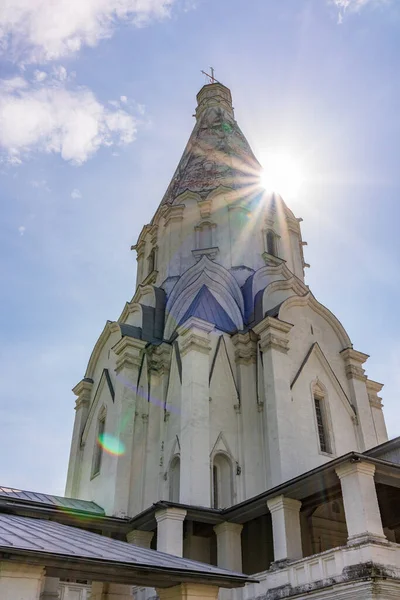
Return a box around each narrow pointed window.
[266,230,276,256]
[212,454,233,508]
[148,248,157,274]
[314,396,329,453]
[92,413,106,477]
[212,465,219,509]
[169,456,181,502]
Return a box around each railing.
[241,539,400,600]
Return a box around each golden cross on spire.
[201,67,218,84]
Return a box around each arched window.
[195,221,216,251]
[199,223,212,249]
[266,230,277,256]
[92,409,106,478]
[313,392,331,454]
[147,247,157,275]
[169,456,180,502]
[212,454,233,508]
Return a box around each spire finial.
[201,67,219,84]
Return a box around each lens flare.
[259,151,304,199]
[98,433,125,456]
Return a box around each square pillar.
[0,562,45,600]
[177,317,214,507]
[127,529,154,548]
[213,522,243,572]
[65,378,92,497]
[157,583,219,600]
[253,317,295,486]
[267,495,303,562]
[40,576,60,599]
[340,349,377,450]
[112,335,148,517]
[92,582,133,599]
[335,460,386,544]
[155,507,187,556]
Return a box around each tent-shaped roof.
[161,83,261,205]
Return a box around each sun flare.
[260,151,304,199]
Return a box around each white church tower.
[66,81,388,529]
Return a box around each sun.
[260,151,304,199]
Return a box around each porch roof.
[0,513,253,588]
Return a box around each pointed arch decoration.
[262,277,309,316]
[85,321,120,379]
[279,293,352,349]
[210,432,235,509]
[165,256,244,338]
[210,336,239,400]
[250,262,298,302]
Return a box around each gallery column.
[155,507,187,556]
[267,495,303,562]
[335,460,386,544]
[0,563,45,600]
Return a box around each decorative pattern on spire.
[161,83,261,205]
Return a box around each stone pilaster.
[65,377,93,497]
[164,204,185,278]
[127,529,154,548]
[40,576,59,599]
[132,239,146,287]
[111,336,147,517]
[228,204,252,266]
[267,495,303,562]
[232,332,261,497]
[340,349,377,450]
[213,522,243,572]
[253,316,294,486]
[92,582,132,599]
[0,563,45,600]
[155,507,187,556]
[366,379,388,445]
[178,317,214,507]
[335,460,386,544]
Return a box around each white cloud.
[0,0,176,63]
[120,95,128,103]
[0,77,137,164]
[53,65,67,81]
[71,188,82,199]
[31,179,50,191]
[33,70,47,82]
[18,225,26,236]
[333,0,391,17]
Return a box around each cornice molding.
[232,331,258,365]
[163,204,185,227]
[177,317,213,356]
[113,337,147,372]
[253,316,293,354]
[148,343,172,375]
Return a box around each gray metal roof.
[0,487,104,515]
[0,514,249,586]
[180,285,237,334]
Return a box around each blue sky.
[0,0,399,495]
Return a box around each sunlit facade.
[62,83,400,600]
